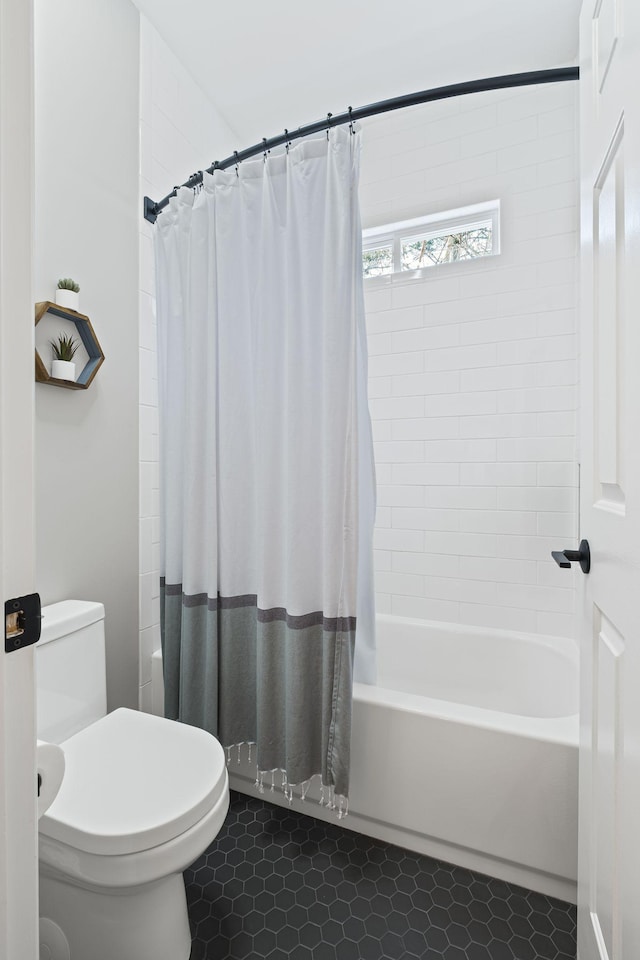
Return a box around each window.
[362,201,500,279]
[362,243,393,278]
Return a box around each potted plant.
[55,278,80,311]
[50,332,80,381]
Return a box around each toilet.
[36,600,229,960]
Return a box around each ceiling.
[133,0,581,146]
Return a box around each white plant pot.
[55,289,79,311]
[51,359,76,381]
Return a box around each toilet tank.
[36,600,107,744]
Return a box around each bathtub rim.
[150,615,580,746]
[353,681,578,748]
[375,612,579,666]
[370,613,579,745]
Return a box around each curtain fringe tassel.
[225,741,348,819]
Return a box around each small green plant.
[50,332,80,362]
[57,278,80,293]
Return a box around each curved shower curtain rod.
[143,66,579,223]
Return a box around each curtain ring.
[284,129,290,154]
[348,106,354,135]
[326,112,333,141]
[233,150,240,177]
[262,138,269,162]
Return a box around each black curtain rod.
[143,66,579,224]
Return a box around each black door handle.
[551,539,590,574]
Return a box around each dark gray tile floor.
[186,792,577,960]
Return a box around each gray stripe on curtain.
[162,580,356,630]
[160,582,355,797]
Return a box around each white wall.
[138,17,237,711]
[361,83,579,637]
[35,0,140,709]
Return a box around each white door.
[577,1,640,958]
[0,0,38,957]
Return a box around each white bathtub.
[349,616,579,902]
[151,614,579,902]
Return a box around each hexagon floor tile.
[185,792,576,960]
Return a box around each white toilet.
[36,600,229,960]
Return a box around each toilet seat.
[39,708,227,856]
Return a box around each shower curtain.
[154,127,375,805]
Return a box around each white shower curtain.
[154,127,375,805]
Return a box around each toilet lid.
[39,708,228,856]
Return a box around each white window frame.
[362,200,500,280]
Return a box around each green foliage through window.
[401,225,492,270]
[362,244,393,278]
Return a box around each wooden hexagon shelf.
[35,301,105,390]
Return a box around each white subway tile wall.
[361,83,579,636]
[138,17,237,710]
